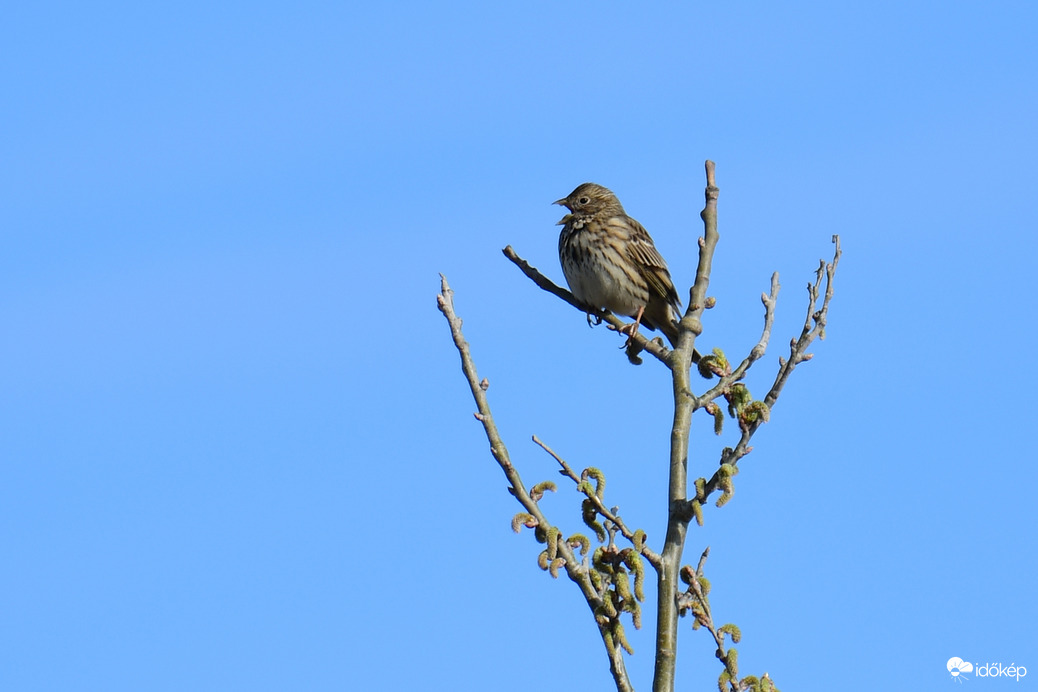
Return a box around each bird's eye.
[578,196,590,205]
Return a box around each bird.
[555,182,692,354]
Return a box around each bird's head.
[553,182,623,215]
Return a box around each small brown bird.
[555,182,685,348]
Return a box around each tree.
[437,161,840,692]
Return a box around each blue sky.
[3,2,1036,690]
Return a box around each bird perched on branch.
[555,182,692,354]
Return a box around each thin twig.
[437,275,634,692]
[532,434,664,571]
[682,550,742,691]
[691,271,781,409]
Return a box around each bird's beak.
[553,197,568,207]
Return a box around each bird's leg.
[619,305,646,347]
[586,312,604,328]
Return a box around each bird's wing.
[620,216,682,308]
[620,216,668,269]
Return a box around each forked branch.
[440,162,840,692]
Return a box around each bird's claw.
[618,305,646,348]
[618,323,639,349]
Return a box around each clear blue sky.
[3,2,1036,690]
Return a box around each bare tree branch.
[692,235,842,511]
[503,246,673,367]
[437,275,635,691]
[652,160,721,692]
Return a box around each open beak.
[553,197,568,207]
